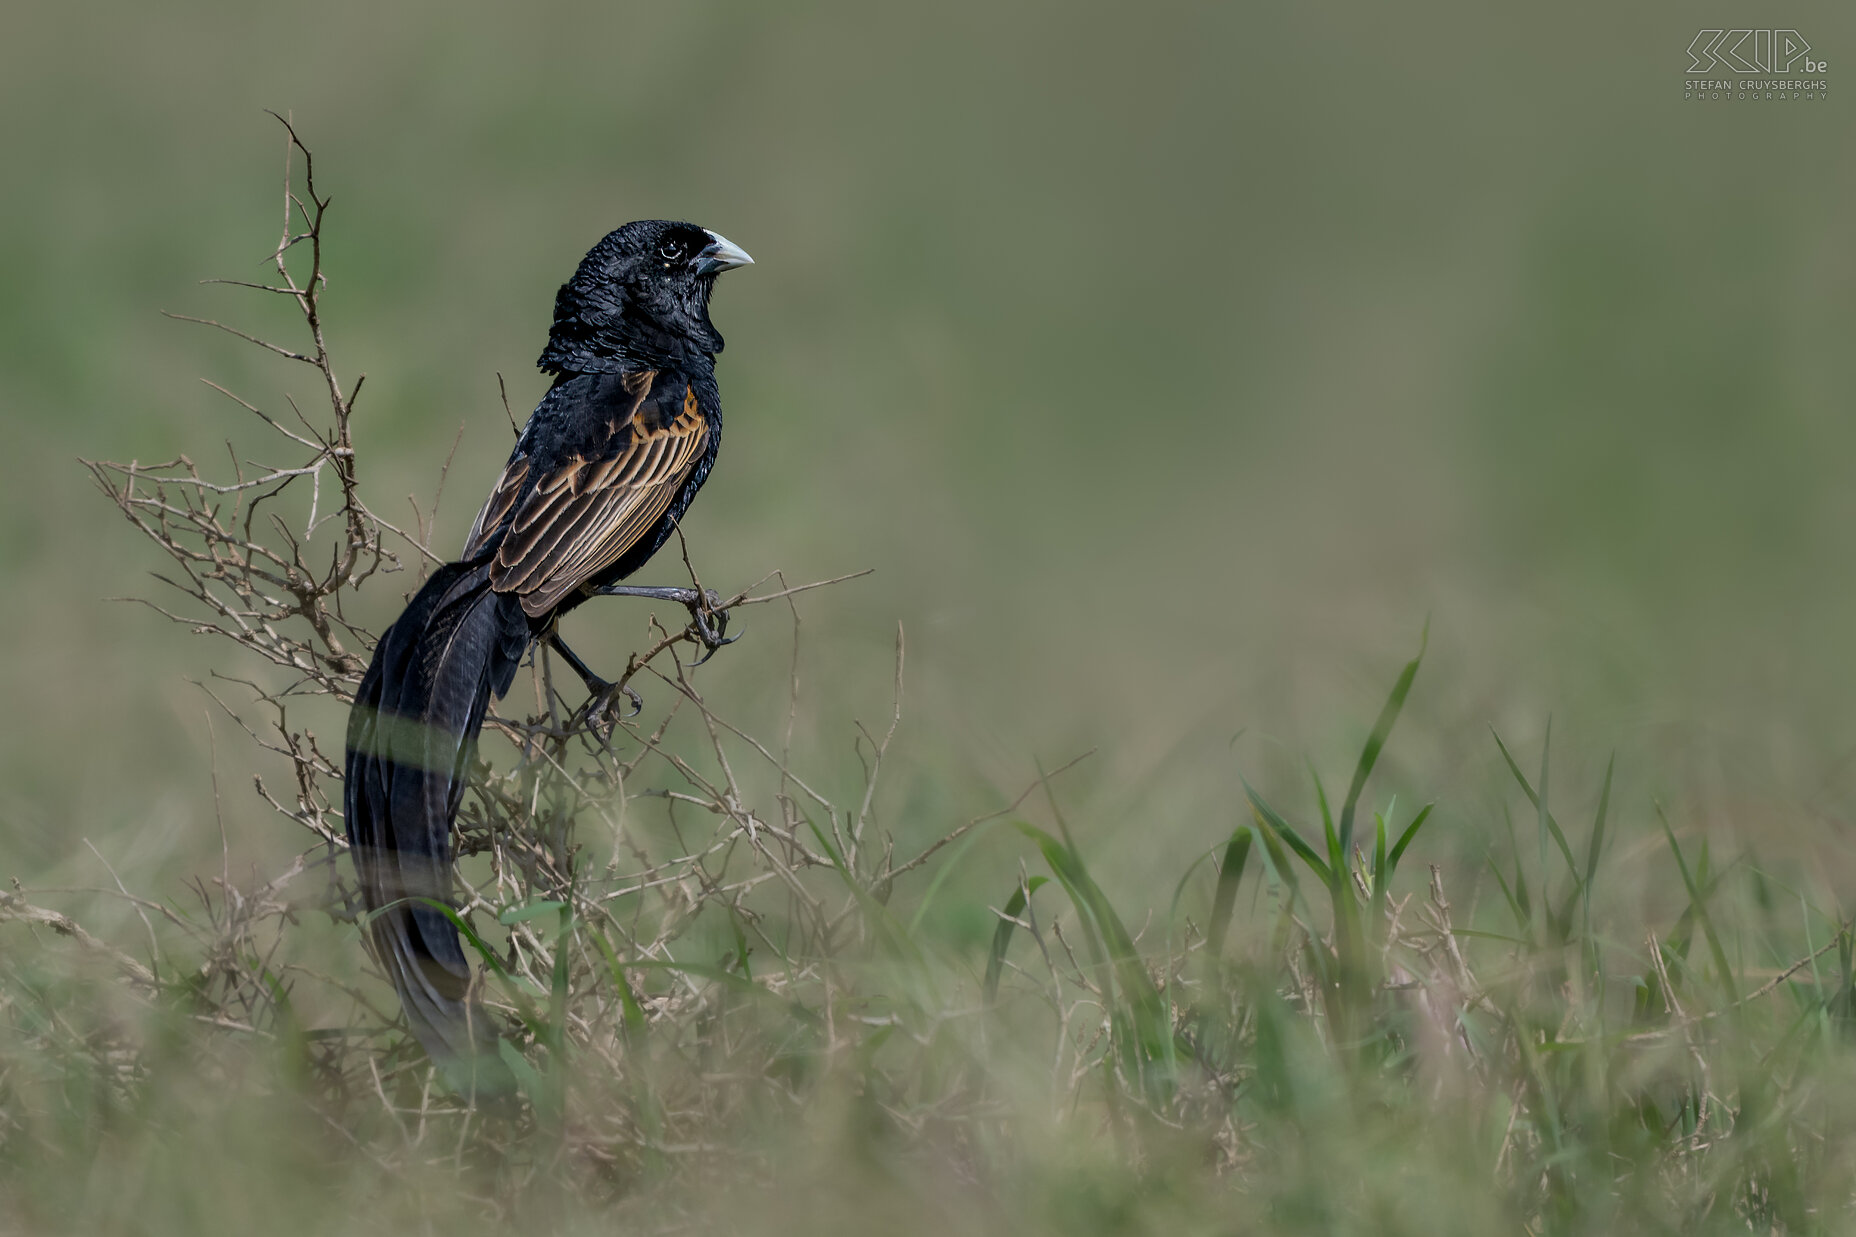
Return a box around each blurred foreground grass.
[11,626,1856,1236]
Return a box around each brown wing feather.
[489,390,708,617]
[462,457,528,559]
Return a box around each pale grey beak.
[697,231,754,275]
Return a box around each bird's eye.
[658,240,684,261]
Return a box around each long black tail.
[344,561,527,1092]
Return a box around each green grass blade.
[1206,828,1254,964]
[1371,808,1389,928]
[1338,625,1427,861]
[1311,762,1340,877]
[1487,856,1527,933]
[983,875,1048,1003]
[1244,779,1331,885]
[1387,803,1435,874]
[1372,808,1388,885]
[1017,822,1176,1093]
[497,1039,549,1116]
[1492,727,1579,883]
[1568,753,1617,978]
[397,896,541,1029]
[1584,754,1615,890]
[1534,719,1551,915]
[1019,828,1111,975]
[588,926,647,1040]
[1655,803,1739,1004]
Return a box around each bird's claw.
[585,582,740,667]
[683,591,739,666]
[585,678,644,727]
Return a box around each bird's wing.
[470,384,709,617]
[462,457,528,557]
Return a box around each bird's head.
[538,220,753,375]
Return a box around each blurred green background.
[2,0,1853,912]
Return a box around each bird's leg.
[589,584,712,605]
[589,583,740,663]
[547,633,642,718]
[546,633,607,693]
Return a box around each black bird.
[343,221,753,1090]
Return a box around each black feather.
[344,562,525,1097]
